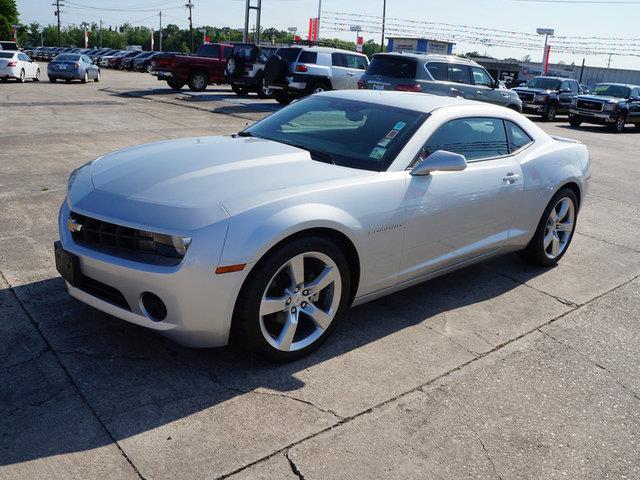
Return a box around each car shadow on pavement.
[2,253,546,467]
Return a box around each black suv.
[569,83,640,133]
[225,43,277,98]
[513,76,583,121]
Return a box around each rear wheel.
[48,77,56,83]
[81,71,88,84]
[309,82,330,95]
[65,78,71,83]
[34,69,40,81]
[0,77,7,83]
[188,71,208,92]
[609,113,626,133]
[256,76,272,99]
[273,91,293,105]
[542,104,557,122]
[234,236,351,361]
[18,69,25,83]
[167,79,184,90]
[94,70,100,82]
[521,188,578,267]
[231,84,249,96]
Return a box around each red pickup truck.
[151,43,233,91]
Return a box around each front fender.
[219,203,363,268]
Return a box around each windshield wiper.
[235,131,253,137]
[284,142,336,165]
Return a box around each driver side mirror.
[411,150,467,176]
[560,87,571,93]
[493,79,501,89]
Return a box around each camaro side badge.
[368,224,402,235]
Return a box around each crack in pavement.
[576,231,640,255]
[5,385,75,417]
[216,272,640,479]
[426,325,481,358]
[284,451,305,480]
[538,329,640,403]
[0,269,148,480]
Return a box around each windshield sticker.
[369,146,387,160]
[385,129,399,139]
[377,137,392,147]
[393,122,406,130]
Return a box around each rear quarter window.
[367,56,417,79]
[276,48,302,63]
[299,51,318,64]
[426,62,447,81]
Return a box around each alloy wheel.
[259,251,341,352]
[543,197,575,259]
[193,74,206,90]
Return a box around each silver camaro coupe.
[55,91,591,360]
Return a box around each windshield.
[54,54,79,62]
[591,84,630,98]
[367,56,417,78]
[525,77,561,90]
[244,96,427,172]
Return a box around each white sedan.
[0,51,40,82]
[55,91,591,361]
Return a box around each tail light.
[295,64,308,72]
[357,80,366,89]
[6,61,17,67]
[394,84,422,92]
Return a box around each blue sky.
[16,0,640,70]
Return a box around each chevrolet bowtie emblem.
[67,218,83,233]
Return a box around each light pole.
[317,0,322,42]
[350,25,361,51]
[537,28,554,74]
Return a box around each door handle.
[476,90,483,95]
[450,87,461,96]
[346,71,354,76]
[503,173,520,184]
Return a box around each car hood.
[576,94,626,103]
[89,136,371,212]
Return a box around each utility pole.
[99,19,103,48]
[380,0,386,53]
[317,0,322,43]
[243,0,262,44]
[186,0,194,52]
[53,0,63,46]
[607,53,612,69]
[159,11,163,52]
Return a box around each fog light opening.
[140,292,167,321]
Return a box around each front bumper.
[57,201,246,348]
[569,109,618,124]
[521,102,547,114]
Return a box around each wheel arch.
[559,181,581,209]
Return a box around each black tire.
[635,123,640,130]
[1,77,8,83]
[520,188,579,267]
[65,78,71,83]
[225,55,245,79]
[188,71,208,92]
[233,236,351,362]
[273,91,293,105]
[569,116,582,128]
[34,69,40,82]
[18,69,25,83]
[48,77,56,83]
[167,79,184,90]
[81,71,88,84]
[231,83,249,96]
[542,104,557,122]
[264,55,289,84]
[94,70,100,82]
[609,113,626,133]
[255,75,271,99]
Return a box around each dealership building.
[387,36,455,55]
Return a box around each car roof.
[532,76,575,81]
[594,82,638,88]
[373,52,479,65]
[318,90,479,113]
[291,45,366,56]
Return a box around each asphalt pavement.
[1,65,639,480]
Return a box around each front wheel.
[234,236,351,361]
[520,188,578,267]
[34,69,40,82]
[609,114,626,133]
[569,116,582,128]
[188,71,208,92]
[167,79,184,90]
[542,104,557,122]
[231,84,249,96]
[273,91,293,105]
[49,77,57,83]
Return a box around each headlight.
[138,231,192,258]
[603,102,618,111]
[535,94,549,102]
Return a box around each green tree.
[0,0,19,39]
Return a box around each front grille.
[69,212,182,263]
[576,100,603,112]
[79,274,130,310]
[517,92,535,102]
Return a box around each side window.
[223,46,233,58]
[424,117,509,161]
[299,51,318,64]
[346,54,367,70]
[631,88,640,99]
[470,66,494,87]
[426,62,447,81]
[198,44,220,58]
[505,121,533,153]
[82,55,91,63]
[331,52,347,68]
[570,81,579,93]
[448,64,471,84]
